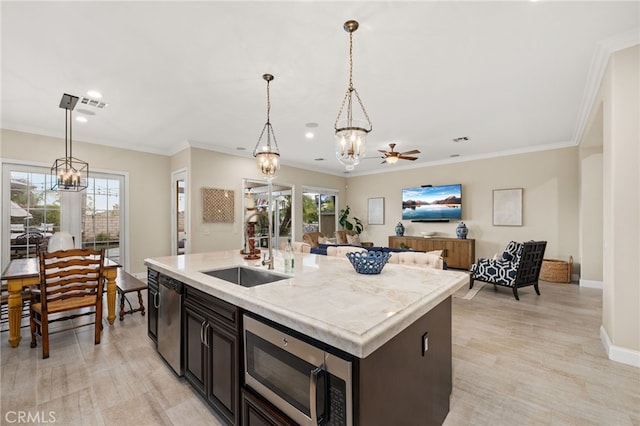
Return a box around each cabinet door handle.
[206,323,211,348]
[153,291,160,309]
[309,366,328,425]
[200,321,208,347]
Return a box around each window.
[82,175,123,265]
[302,186,338,238]
[243,179,293,250]
[3,163,126,269]
[7,169,61,261]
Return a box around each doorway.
[242,179,293,251]
[172,170,188,255]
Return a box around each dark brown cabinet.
[241,388,296,426]
[242,298,454,426]
[388,236,475,270]
[184,286,241,426]
[147,268,159,344]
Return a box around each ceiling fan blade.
[399,156,418,161]
[400,149,421,155]
[378,149,388,154]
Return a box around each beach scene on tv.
[402,184,462,221]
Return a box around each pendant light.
[334,20,372,172]
[253,74,280,180]
[51,93,88,191]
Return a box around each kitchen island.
[145,250,468,426]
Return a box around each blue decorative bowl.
[345,251,391,275]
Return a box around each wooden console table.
[2,257,119,347]
[388,236,475,270]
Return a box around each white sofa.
[387,250,444,269]
[326,245,367,257]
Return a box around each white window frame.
[2,160,129,271]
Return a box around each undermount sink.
[202,266,288,288]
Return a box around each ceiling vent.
[79,97,108,109]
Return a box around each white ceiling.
[2,1,638,177]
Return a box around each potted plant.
[338,205,363,235]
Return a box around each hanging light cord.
[253,74,278,156]
[334,24,372,132]
[266,77,271,125]
[68,108,72,160]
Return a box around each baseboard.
[580,279,603,289]
[600,325,640,368]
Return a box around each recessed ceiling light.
[314,158,325,161]
[305,122,318,128]
[76,116,88,123]
[450,154,460,158]
[305,132,314,139]
[236,147,246,151]
[452,136,469,143]
[76,108,95,116]
[87,90,102,99]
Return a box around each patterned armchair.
[470,240,547,300]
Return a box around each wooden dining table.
[1,257,120,348]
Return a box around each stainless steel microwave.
[243,314,353,425]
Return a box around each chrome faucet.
[261,207,275,270]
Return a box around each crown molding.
[573,30,640,146]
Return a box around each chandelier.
[334,20,372,171]
[51,93,88,191]
[253,74,280,180]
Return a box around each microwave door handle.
[310,366,328,425]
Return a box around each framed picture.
[368,197,384,225]
[493,188,523,226]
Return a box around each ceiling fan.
[378,143,420,164]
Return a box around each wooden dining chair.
[30,248,105,359]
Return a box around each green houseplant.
[338,205,363,235]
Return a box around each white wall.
[1,129,171,274]
[184,147,347,254]
[599,45,640,362]
[345,147,580,264]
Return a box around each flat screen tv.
[402,184,462,222]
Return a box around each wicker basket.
[540,256,573,283]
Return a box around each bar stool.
[115,269,147,321]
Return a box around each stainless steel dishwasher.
[157,273,184,376]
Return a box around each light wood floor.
[1,281,638,425]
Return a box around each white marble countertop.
[144,250,468,358]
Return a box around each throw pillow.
[318,236,330,244]
[346,234,361,246]
[502,241,522,262]
[427,249,443,257]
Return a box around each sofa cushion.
[335,230,358,245]
[346,233,361,245]
[388,251,444,269]
[326,245,367,257]
[302,232,327,248]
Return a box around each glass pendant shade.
[51,93,89,191]
[255,144,280,178]
[334,20,372,172]
[253,74,281,180]
[334,118,369,171]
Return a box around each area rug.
[454,282,486,300]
